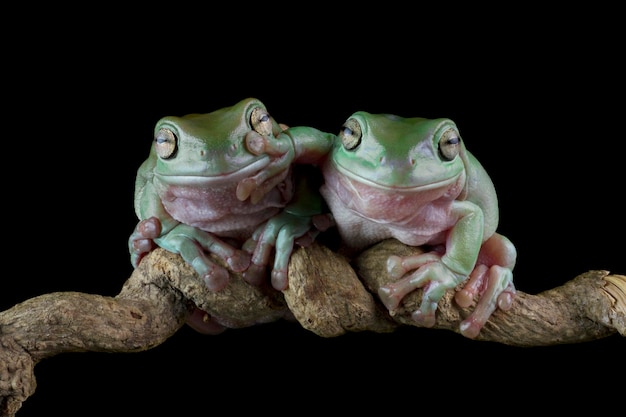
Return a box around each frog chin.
[154,156,270,186]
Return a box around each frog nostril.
[410,158,416,166]
[379,156,385,164]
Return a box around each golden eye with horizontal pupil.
[439,128,461,161]
[250,107,273,136]
[340,118,362,150]
[154,128,178,159]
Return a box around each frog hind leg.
[455,232,517,339]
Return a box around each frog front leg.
[378,200,484,330]
[155,223,251,292]
[242,169,334,290]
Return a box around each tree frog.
[319,112,517,338]
[129,98,333,292]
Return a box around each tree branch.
[1,240,624,415]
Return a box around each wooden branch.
[1,240,624,416]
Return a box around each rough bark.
[1,239,624,416]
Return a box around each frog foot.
[128,216,162,268]
[456,265,516,339]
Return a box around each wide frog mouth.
[331,158,464,193]
[154,155,271,186]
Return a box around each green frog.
[319,112,517,338]
[129,98,334,294]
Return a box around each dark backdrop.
[4,9,624,416]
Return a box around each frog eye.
[250,107,274,136]
[155,128,177,159]
[439,128,461,161]
[340,118,362,150]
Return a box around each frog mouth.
[336,165,463,192]
[155,156,271,186]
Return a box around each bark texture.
[1,240,624,416]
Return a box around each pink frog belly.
[157,174,294,240]
[320,164,463,251]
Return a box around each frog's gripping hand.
[129,217,162,268]
[242,211,334,291]
[151,223,251,292]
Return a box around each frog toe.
[411,307,437,328]
[459,317,483,339]
[271,269,288,291]
[454,264,489,308]
[497,284,516,310]
[243,264,267,287]
[203,266,230,292]
[226,250,251,272]
[386,256,406,279]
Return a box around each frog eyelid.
[250,106,273,136]
[155,127,178,159]
[438,128,461,161]
[340,118,362,150]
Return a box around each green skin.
[129,98,334,301]
[319,112,517,338]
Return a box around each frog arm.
[236,127,334,204]
[287,126,335,165]
[379,200,484,328]
[461,150,499,239]
[242,170,334,291]
[439,200,485,276]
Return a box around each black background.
[3,7,624,416]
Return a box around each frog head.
[329,112,468,193]
[150,97,286,186]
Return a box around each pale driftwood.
[1,240,624,416]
